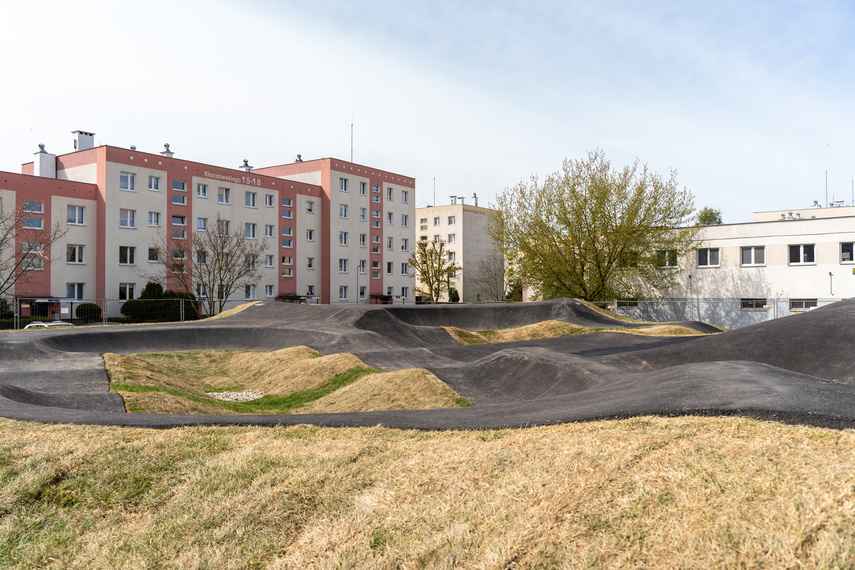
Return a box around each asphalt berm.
[1,298,854,429]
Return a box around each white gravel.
[209,391,265,402]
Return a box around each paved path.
[2,298,855,430]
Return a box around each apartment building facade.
[1,131,414,318]
[616,205,855,328]
[416,198,502,302]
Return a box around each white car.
[24,321,76,329]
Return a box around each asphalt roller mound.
[2,297,855,429]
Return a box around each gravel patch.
[209,391,265,402]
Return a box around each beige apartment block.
[416,198,502,302]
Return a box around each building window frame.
[696,248,720,268]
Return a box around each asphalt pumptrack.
[2,298,855,430]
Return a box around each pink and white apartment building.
[2,131,415,311]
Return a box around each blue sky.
[2,0,853,222]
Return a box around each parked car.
[24,321,76,329]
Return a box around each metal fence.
[604,297,838,330]
[0,297,251,330]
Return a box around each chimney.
[72,130,95,151]
[450,196,457,205]
[459,196,465,205]
[160,143,174,158]
[33,144,56,178]
[472,192,478,207]
[295,154,303,163]
[240,159,253,173]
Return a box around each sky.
[1,0,854,223]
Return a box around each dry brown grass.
[445,319,707,345]
[1,416,854,568]
[105,348,469,415]
[574,297,644,323]
[202,301,259,320]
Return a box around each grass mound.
[1,416,853,568]
[105,348,470,414]
[445,319,708,345]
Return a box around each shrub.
[75,302,102,323]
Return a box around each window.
[656,250,677,268]
[359,286,366,299]
[339,258,349,273]
[172,180,186,192]
[265,224,274,238]
[67,205,85,225]
[387,286,394,295]
[22,217,42,229]
[339,286,348,300]
[306,201,315,213]
[265,254,274,267]
[790,298,818,311]
[360,207,367,221]
[401,214,409,227]
[307,257,315,269]
[433,235,440,243]
[402,286,409,298]
[281,209,293,219]
[372,245,381,254]
[265,285,274,297]
[386,262,393,275]
[119,172,135,191]
[339,178,348,192]
[387,212,394,225]
[842,243,855,263]
[449,269,457,279]
[21,200,43,215]
[360,182,367,195]
[172,249,186,260]
[448,216,456,225]
[307,285,315,297]
[306,229,315,241]
[245,223,257,239]
[372,260,380,270]
[387,187,394,201]
[172,215,186,226]
[741,246,765,266]
[197,217,207,231]
[197,250,207,265]
[148,248,159,262]
[448,233,456,243]
[119,283,136,301]
[196,284,208,299]
[789,244,815,265]
[401,238,409,251]
[265,194,274,207]
[171,229,186,240]
[245,285,257,300]
[244,254,258,269]
[172,194,186,205]
[372,209,380,218]
[360,234,367,247]
[372,235,381,244]
[119,246,136,265]
[245,191,257,208]
[387,237,394,250]
[448,251,456,262]
[119,209,135,228]
[420,235,427,241]
[433,216,440,227]
[741,298,767,310]
[339,231,349,246]
[697,248,719,267]
[401,190,409,203]
[66,283,84,300]
[359,260,366,274]
[282,197,293,207]
[340,204,349,218]
[148,176,160,191]
[372,184,380,193]
[372,220,381,228]
[372,195,381,203]
[281,227,293,237]
[66,244,84,264]
[197,183,208,198]
[281,239,293,248]
[401,262,409,275]
[148,212,161,227]
[218,187,231,204]
[217,219,230,235]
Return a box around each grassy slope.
[445,320,708,345]
[106,348,470,415]
[1,416,853,568]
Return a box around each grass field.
[1,416,853,568]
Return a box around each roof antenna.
[350,115,353,163]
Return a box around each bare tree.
[147,214,268,315]
[408,239,461,302]
[471,250,507,301]
[0,197,68,299]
